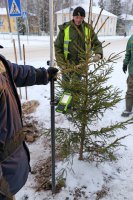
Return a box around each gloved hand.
[47,67,59,81]
[90,54,102,63]
[123,64,127,73]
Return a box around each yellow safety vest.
[64,25,91,60]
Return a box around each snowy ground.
[0,33,133,200]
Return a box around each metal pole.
[13,39,22,99]
[26,0,29,42]
[26,17,29,42]
[62,1,63,23]
[4,0,12,33]
[69,0,72,20]
[16,18,22,60]
[4,0,13,40]
[23,44,28,100]
[88,0,93,25]
[49,0,56,194]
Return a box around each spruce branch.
[96,17,109,35]
[93,8,103,31]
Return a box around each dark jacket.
[0,54,48,195]
[54,20,103,66]
[123,35,133,75]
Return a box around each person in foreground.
[0,45,58,200]
[121,35,133,117]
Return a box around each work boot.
[121,97,133,117]
[121,110,132,117]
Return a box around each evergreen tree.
[55,5,133,162]
[109,0,121,16]
[98,0,105,9]
[17,18,26,35]
[129,4,133,15]
[39,0,49,33]
[56,53,133,161]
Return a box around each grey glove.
[90,54,102,63]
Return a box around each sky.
[1,33,133,200]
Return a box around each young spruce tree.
[55,1,133,162]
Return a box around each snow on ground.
[0,33,133,200]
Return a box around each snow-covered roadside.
[1,34,133,200]
[17,60,133,200]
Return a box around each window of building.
[63,14,67,22]
[0,19,4,26]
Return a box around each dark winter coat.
[54,20,103,66]
[0,54,48,195]
[123,35,133,75]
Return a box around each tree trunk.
[79,124,86,160]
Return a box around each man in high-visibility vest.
[54,6,103,73]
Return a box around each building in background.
[56,4,117,36]
[0,8,17,33]
[0,8,39,35]
[121,14,133,35]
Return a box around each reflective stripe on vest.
[64,25,71,60]
[64,25,91,59]
[85,26,91,46]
